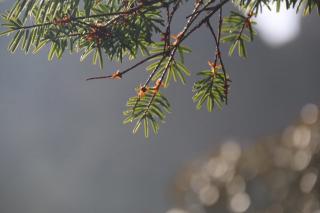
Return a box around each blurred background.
[0,1,319,213]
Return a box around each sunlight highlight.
[255,3,301,47]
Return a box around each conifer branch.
[1,0,319,137]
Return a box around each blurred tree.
[0,0,319,137]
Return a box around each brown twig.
[207,21,229,104]
[86,52,165,81]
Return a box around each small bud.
[138,85,149,98]
[152,79,165,94]
[171,32,183,46]
[208,61,221,76]
[53,15,71,26]
[111,70,122,80]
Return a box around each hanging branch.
[1,0,319,137]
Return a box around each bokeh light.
[226,175,246,195]
[301,104,319,125]
[229,192,251,213]
[166,208,189,213]
[293,125,311,149]
[198,184,220,206]
[300,171,318,193]
[168,103,320,213]
[255,3,301,47]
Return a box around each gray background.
[0,2,319,213]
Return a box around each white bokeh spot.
[255,4,301,47]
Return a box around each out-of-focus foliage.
[168,103,320,213]
[1,0,319,137]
